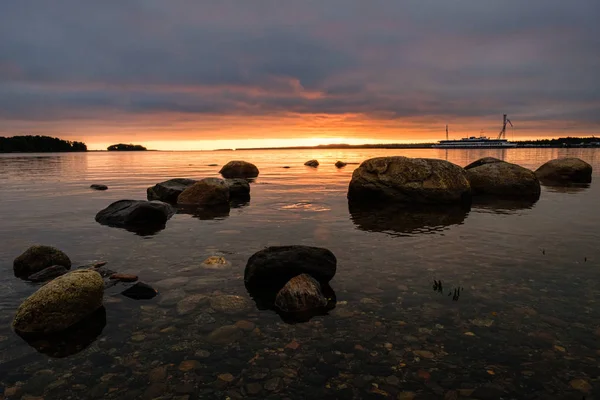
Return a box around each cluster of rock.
[94,160,258,233]
[304,159,349,168]
[244,246,336,322]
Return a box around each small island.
[0,135,87,153]
[107,144,147,151]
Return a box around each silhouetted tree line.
[107,143,147,151]
[0,135,87,152]
[516,136,600,146]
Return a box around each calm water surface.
[1,148,599,399]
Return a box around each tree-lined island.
[107,143,147,151]
[0,135,87,153]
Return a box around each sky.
[1,1,599,150]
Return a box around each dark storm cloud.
[0,0,599,128]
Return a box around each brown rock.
[234,320,256,331]
[13,245,71,278]
[178,360,201,372]
[413,350,434,359]
[109,273,138,282]
[149,366,167,382]
[218,373,235,383]
[304,159,319,167]
[466,160,540,198]
[535,157,592,184]
[285,340,301,350]
[207,325,243,345]
[219,160,259,179]
[210,295,251,314]
[274,274,328,313]
[570,378,592,393]
[177,178,230,206]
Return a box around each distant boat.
[432,115,518,148]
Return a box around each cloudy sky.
[1,1,599,149]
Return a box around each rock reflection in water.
[471,195,539,213]
[15,306,106,358]
[542,183,590,194]
[348,201,469,235]
[177,204,231,220]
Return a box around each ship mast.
[446,125,449,140]
[498,114,513,140]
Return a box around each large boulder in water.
[535,157,592,185]
[464,157,503,170]
[14,245,71,278]
[466,160,540,198]
[13,270,104,334]
[244,246,336,292]
[225,178,251,200]
[347,156,471,204]
[219,161,259,179]
[95,200,175,233]
[147,178,197,203]
[274,274,328,313]
[177,178,230,206]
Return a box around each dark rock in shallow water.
[16,306,106,358]
[90,184,108,191]
[348,156,471,205]
[535,157,592,185]
[27,265,68,282]
[334,161,347,168]
[245,246,337,292]
[177,178,230,206]
[464,157,503,170]
[121,282,158,300]
[466,160,540,199]
[14,245,71,278]
[304,159,319,167]
[348,201,469,236]
[95,200,175,235]
[219,160,259,179]
[147,178,197,203]
[275,274,328,313]
[225,178,251,200]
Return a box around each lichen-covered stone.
[274,274,328,313]
[13,245,71,278]
[13,270,104,333]
[466,161,540,198]
[219,161,259,179]
[348,156,471,204]
[535,157,592,184]
[177,178,230,206]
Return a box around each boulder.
[225,178,251,200]
[14,245,71,278]
[90,184,108,191]
[335,161,347,168]
[219,161,259,179]
[27,265,69,282]
[177,178,230,206]
[535,157,592,184]
[304,160,319,167]
[147,178,197,203]
[244,246,336,292]
[466,161,540,198]
[274,274,328,313]
[464,157,503,170]
[121,282,158,300]
[13,270,104,334]
[347,156,471,204]
[95,200,175,231]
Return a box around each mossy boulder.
[177,178,230,206]
[219,161,259,179]
[535,157,592,184]
[13,245,71,278]
[13,270,104,333]
[466,160,540,198]
[147,178,197,203]
[347,156,471,204]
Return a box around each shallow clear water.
[1,148,599,399]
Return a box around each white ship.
[432,115,518,148]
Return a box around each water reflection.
[542,183,591,194]
[471,195,539,213]
[348,201,469,236]
[97,221,168,236]
[177,204,231,220]
[15,307,106,358]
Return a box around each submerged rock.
[244,245,337,292]
[201,256,231,270]
[334,161,347,168]
[225,178,251,200]
[274,274,328,313]
[466,160,540,198]
[14,245,71,279]
[177,178,230,206]
[304,159,319,167]
[219,160,259,179]
[90,184,108,191]
[95,200,175,233]
[347,156,471,205]
[13,270,104,333]
[147,178,197,203]
[207,325,243,344]
[535,157,592,185]
[121,282,158,300]
[27,265,69,282]
[209,295,251,314]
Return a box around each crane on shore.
[497,114,513,140]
